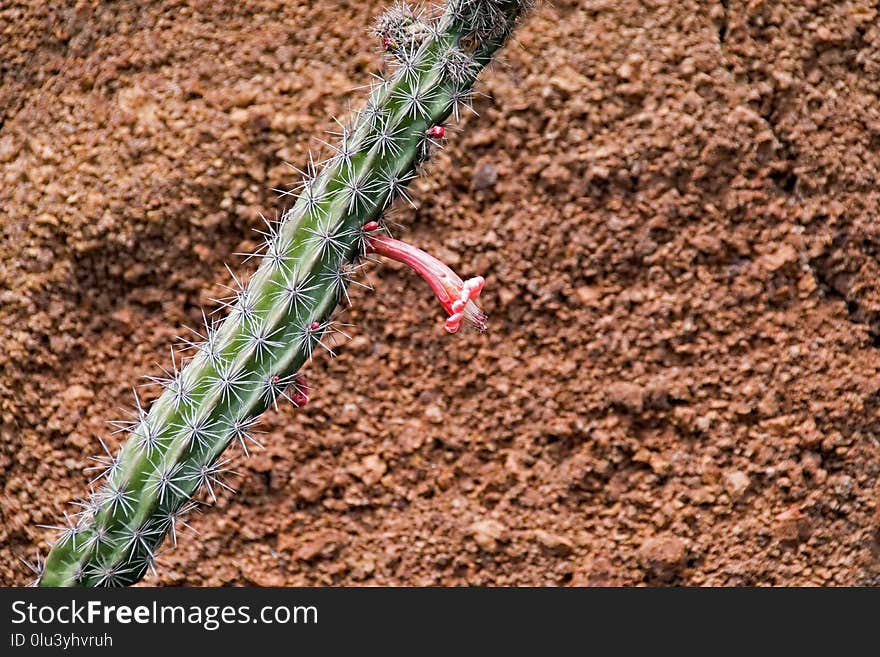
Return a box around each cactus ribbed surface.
[37,0,530,587]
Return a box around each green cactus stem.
[35,0,531,587]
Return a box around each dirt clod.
[723,471,751,501]
[605,382,646,413]
[639,536,688,583]
[533,530,574,557]
[774,508,813,546]
[469,520,507,553]
[472,161,499,191]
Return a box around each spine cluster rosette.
[36,0,531,587]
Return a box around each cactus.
[34,0,531,587]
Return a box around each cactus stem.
[205,361,250,405]
[396,83,438,120]
[245,218,293,273]
[227,414,264,456]
[186,457,238,503]
[338,167,384,213]
[81,525,115,552]
[102,481,136,516]
[304,221,352,260]
[299,320,347,358]
[244,322,285,363]
[371,115,407,157]
[121,522,160,561]
[382,170,418,209]
[173,410,221,452]
[271,268,319,313]
[146,459,187,505]
[86,559,129,588]
[262,372,308,411]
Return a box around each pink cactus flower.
[364,226,487,333]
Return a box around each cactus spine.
[37,0,530,587]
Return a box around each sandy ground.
[2,0,880,586]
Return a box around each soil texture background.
[3,0,880,586]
